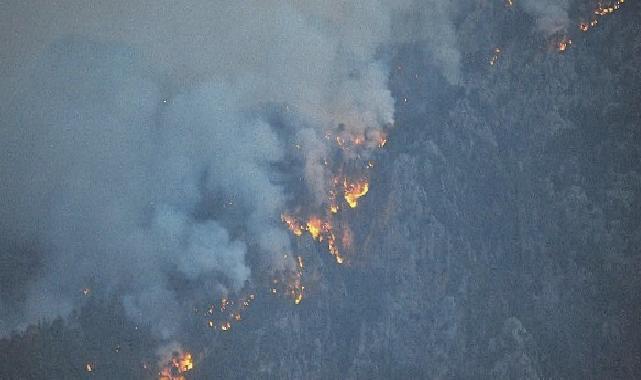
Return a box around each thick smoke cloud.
[0,1,463,338]
[1,39,283,337]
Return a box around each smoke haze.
[0,0,444,337]
[2,2,639,379]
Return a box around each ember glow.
[268,255,306,304]
[204,293,256,332]
[290,256,305,305]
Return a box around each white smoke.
[520,0,570,35]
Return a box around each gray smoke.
[0,1,463,338]
[392,0,462,85]
[1,39,289,337]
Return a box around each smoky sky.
[0,0,570,340]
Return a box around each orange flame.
[580,0,624,33]
[159,351,193,380]
[327,231,344,264]
[344,178,369,208]
[282,214,304,236]
[306,217,323,240]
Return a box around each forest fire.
[281,212,345,264]
[595,0,625,16]
[377,134,388,148]
[327,129,389,151]
[289,256,305,304]
[353,135,365,145]
[490,48,501,66]
[344,178,369,208]
[220,297,230,312]
[579,0,625,32]
[281,125,382,266]
[557,38,572,52]
[282,214,304,236]
[268,255,306,304]
[159,351,193,380]
[327,231,344,264]
[306,217,323,240]
[310,218,344,263]
[204,293,255,333]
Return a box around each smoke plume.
[0,1,463,338]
